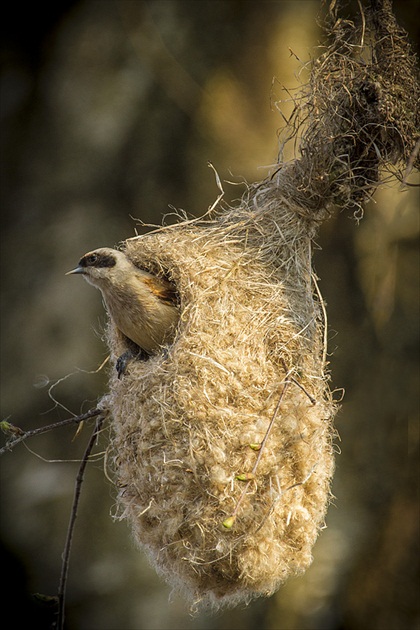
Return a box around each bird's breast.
[102,281,178,352]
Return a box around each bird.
[67,247,179,377]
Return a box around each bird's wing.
[143,276,179,306]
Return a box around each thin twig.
[251,382,290,476]
[402,137,420,185]
[0,408,102,456]
[288,376,317,405]
[127,161,225,239]
[55,414,105,630]
[312,272,328,373]
[356,0,366,50]
[223,366,317,528]
[223,382,290,528]
[280,357,317,404]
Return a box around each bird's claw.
[116,347,150,378]
[116,351,132,379]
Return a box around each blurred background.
[1,1,418,628]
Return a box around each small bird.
[67,248,179,377]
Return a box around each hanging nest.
[104,194,335,608]
[100,0,419,610]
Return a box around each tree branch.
[55,414,105,630]
[0,408,103,456]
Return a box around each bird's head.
[66,248,133,288]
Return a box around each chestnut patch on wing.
[143,276,178,306]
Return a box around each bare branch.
[0,408,102,456]
[55,415,105,630]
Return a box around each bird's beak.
[66,266,85,275]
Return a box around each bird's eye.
[86,254,98,265]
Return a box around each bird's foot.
[116,347,150,379]
[116,350,133,379]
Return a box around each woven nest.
[99,0,418,610]
[103,194,336,608]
